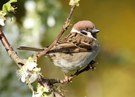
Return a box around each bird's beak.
[91,28,100,33]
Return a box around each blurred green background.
[0,0,135,97]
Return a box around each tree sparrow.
[48,20,100,73]
[18,20,100,81]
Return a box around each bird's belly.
[49,50,98,73]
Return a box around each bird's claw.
[60,75,73,84]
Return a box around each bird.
[18,20,100,82]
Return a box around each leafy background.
[0,0,135,97]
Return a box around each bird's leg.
[89,60,96,70]
[60,73,72,84]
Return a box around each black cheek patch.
[81,31,87,35]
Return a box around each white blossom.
[69,0,80,6]
[32,84,52,97]
[0,18,5,26]
[16,57,40,84]
[25,58,37,71]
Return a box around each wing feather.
[49,33,94,53]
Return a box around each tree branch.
[0,27,25,67]
[36,5,76,58]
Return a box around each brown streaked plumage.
[48,20,100,73]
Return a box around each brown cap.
[73,20,95,31]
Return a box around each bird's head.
[71,20,100,38]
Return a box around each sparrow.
[18,20,100,82]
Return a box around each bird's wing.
[49,32,95,53]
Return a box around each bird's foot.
[89,60,96,70]
[60,75,73,84]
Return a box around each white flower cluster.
[32,84,53,97]
[0,18,5,26]
[17,57,41,84]
[69,0,80,6]
[0,11,6,26]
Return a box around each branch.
[36,5,76,58]
[37,76,64,97]
[0,27,25,67]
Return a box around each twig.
[36,5,76,58]
[0,27,25,67]
[37,75,64,97]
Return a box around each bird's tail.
[17,46,45,51]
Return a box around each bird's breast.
[48,47,99,73]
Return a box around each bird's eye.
[86,28,89,31]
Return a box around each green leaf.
[9,0,17,2]
[2,0,17,14]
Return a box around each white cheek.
[71,28,80,33]
[87,32,94,38]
